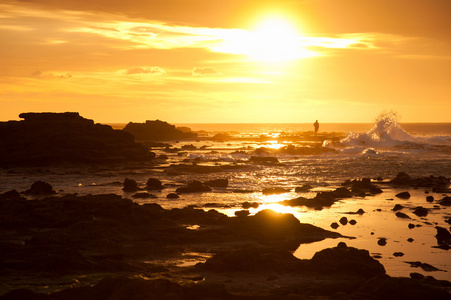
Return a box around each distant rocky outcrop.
[0,112,152,166]
[123,120,197,141]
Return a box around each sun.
[214,16,316,62]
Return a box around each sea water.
[1,112,450,279]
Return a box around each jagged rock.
[0,112,152,166]
[146,178,163,190]
[123,119,197,141]
[23,181,56,195]
[395,191,411,199]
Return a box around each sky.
[1,0,450,123]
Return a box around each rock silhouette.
[0,112,152,166]
[123,119,197,141]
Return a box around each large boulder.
[310,242,386,278]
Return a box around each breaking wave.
[324,112,451,153]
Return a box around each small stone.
[407,238,414,242]
[378,238,387,246]
[393,204,404,211]
[330,222,339,229]
[349,219,357,225]
[395,191,411,199]
[426,196,434,202]
[393,252,404,257]
[339,217,348,225]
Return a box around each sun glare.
[214,16,317,62]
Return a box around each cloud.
[31,70,72,79]
[126,66,165,75]
[192,67,221,76]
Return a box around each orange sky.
[1,0,450,123]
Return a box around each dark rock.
[0,112,152,166]
[435,226,451,246]
[331,222,339,229]
[356,208,365,214]
[201,246,303,272]
[122,178,139,192]
[146,178,163,190]
[0,189,23,200]
[242,201,259,209]
[408,223,415,229]
[123,119,197,141]
[249,156,279,164]
[393,252,404,257]
[438,196,451,206]
[157,154,168,160]
[295,184,313,192]
[204,178,229,188]
[310,243,386,278]
[426,195,434,202]
[234,210,250,217]
[349,178,383,194]
[390,172,412,185]
[413,206,429,217]
[395,191,411,199]
[378,238,387,246]
[396,212,411,219]
[339,217,348,225]
[175,180,212,193]
[406,261,443,272]
[132,192,156,199]
[349,219,357,225]
[23,180,56,195]
[392,204,404,211]
[181,144,197,150]
[407,238,414,242]
[262,187,290,195]
[166,193,179,199]
[352,274,451,300]
[0,289,50,300]
[410,272,425,279]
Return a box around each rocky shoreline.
[1,178,451,299]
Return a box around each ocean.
[1,112,451,279]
